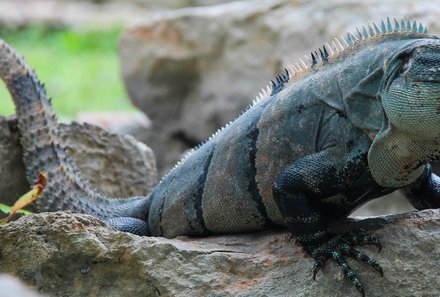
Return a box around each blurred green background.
[0,26,135,119]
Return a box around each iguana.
[1,17,440,296]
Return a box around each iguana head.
[369,37,440,187]
[381,40,440,139]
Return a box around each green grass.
[0,26,136,119]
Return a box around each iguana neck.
[368,126,438,188]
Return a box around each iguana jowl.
[1,18,440,296]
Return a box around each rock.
[0,274,46,297]
[76,111,152,136]
[351,191,415,217]
[0,0,151,28]
[0,116,157,209]
[0,0,242,29]
[0,116,29,206]
[119,0,286,174]
[0,210,439,296]
[119,0,440,175]
[58,122,157,197]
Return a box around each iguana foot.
[309,229,383,297]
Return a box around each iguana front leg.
[401,164,440,209]
[272,148,383,296]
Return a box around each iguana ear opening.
[342,68,385,132]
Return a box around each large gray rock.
[0,210,439,297]
[0,0,241,28]
[0,116,157,209]
[58,121,157,197]
[119,0,440,174]
[0,117,30,206]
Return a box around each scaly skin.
[2,18,440,296]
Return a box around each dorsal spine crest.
[164,17,434,182]
[253,17,430,105]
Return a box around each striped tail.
[0,38,151,221]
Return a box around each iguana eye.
[399,55,412,75]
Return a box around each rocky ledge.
[0,210,439,297]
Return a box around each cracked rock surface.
[0,210,439,297]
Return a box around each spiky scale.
[419,22,424,33]
[387,17,393,32]
[266,84,271,93]
[346,32,354,45]
[318,48,324,59]
[372,21,381,35]
[325,43,334,55]
[319,48,328,62]
[310,52,317,66]
[401,19,406,31]
[381,19,387,33]
[335,37,344,50]
[332,41,338,52]
[287,65,296,76]
[362,26,369,38]
[352,31,360,41]
[406,19,411,32]
[368,23,375,36]
[340,36,349,48]
[394,18,400,31]
[322,45,329,58]
[315,51,322,62]
[356,27,363,39]
[412,20,418,32]
[300,58,308,68]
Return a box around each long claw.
[312,262,320,280]
[312,255,326,280]
[341,243,384,276]
[332,249,365,296]
[306,229,383,296]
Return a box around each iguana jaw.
[368,38,440,188]
[368,126,434,188]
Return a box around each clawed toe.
[308,229,383,296]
